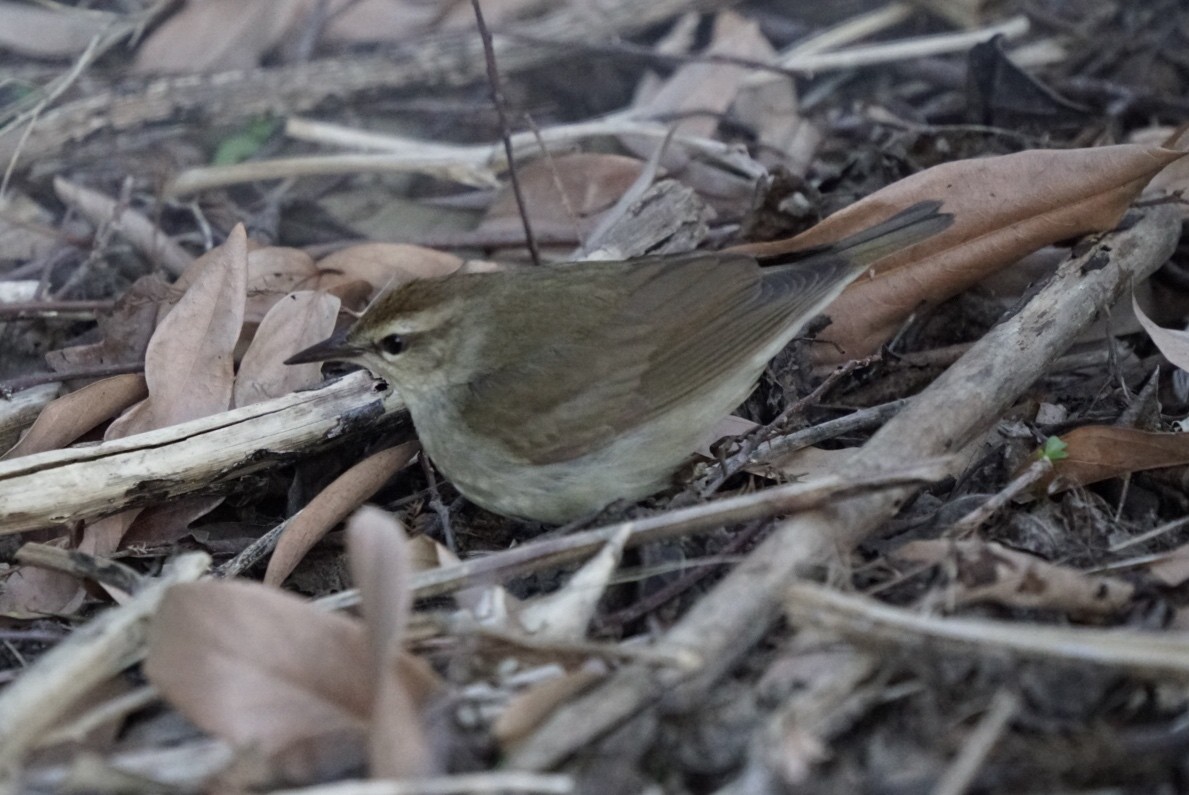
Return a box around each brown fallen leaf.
[82,227,249,559]
[45,275,170,373]
[234,291,341,408]
[145,507,443,782]
[896,539,1134,617]
[2,374,147,460]
[630,11,768,142]
[144,580,372,757]
[733,143,1188,360]
[480,154,647,241]
[244,246,320,324]
[107,225,248,436]
[347,507,436,778]
[133,0,310,73]
[493,665,606,750]
[314,243,467,294]
[1043,425,1189,493]
[0,537,85,618]
[264,442,421,587]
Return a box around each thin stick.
[470,0,541,266]
[0,362,145,398]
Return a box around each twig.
[786,580,1189,679]
[0,299,114,319]
[943,458,1053,539]
[694,397,909,496]
[315,459,951,610]
[470,0,540,267]
[15,543,145,596]
[269,772,575,795]
[215,517,292,578]
[931,687,1020,795]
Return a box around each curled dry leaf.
[733,143,1188,360]
[264,442,420,587]
[517,526,632,640]
[1135,293,1189,372]
[896,539,1134,617]
[346,507,435,778]
[144,580,372,757]
[234,291,341,408]
[1042,425,1189,494]
[2,374,146,460]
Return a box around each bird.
[287,200,951,523]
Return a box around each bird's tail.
[769,199,953,270]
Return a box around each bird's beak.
[285,330,364,365]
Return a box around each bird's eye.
[378,334,406,356]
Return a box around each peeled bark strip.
[0,372,403,535]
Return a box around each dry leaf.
[110,224,248,436]
[630,11,767,141]
[1146,544,1189,586]
[76,227,248,563]
[0,2,118,57]
[323,0,439,43]
[244,247,320,324]
[493,664,606,749]
[517,526,631,640]
[1044,425,1189,493]
[346,507,435,778]
[133,0,310,73]
[46,275,170,373]
[1135,293,1189,372]
[0,191,57,261]
[144,580,371,756]
[315,243,466,294]
[120,497,224,549]
[0,537,85,618]
[897,539,1134,616]
[234,291,341,408]
[480,154,647,240]
[2,374,147,460]
[265,442,420,587]
[733,143,1188,360]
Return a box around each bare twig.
[470,0,540,266]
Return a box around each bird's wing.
[451,251,860,465]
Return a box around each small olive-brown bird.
[288,201,950,522]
